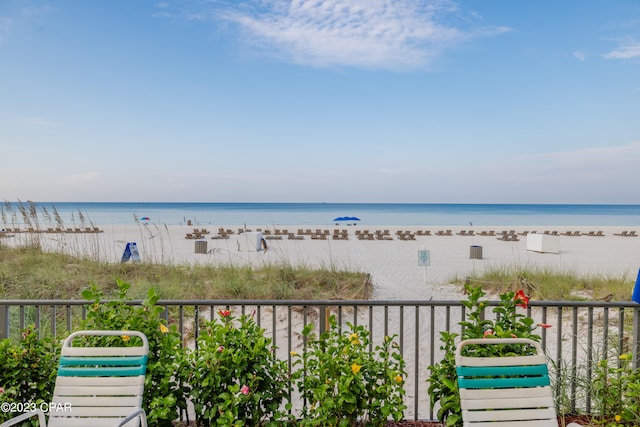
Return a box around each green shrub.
[592,351,640,426]
[427,284,543,426]
[80,280,189,427]
[291,316,406,426]
[0,326,60,425]
[187,309,289,426]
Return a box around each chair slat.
[463,407,557,422]
[459,386,551,400]
[460,395,555,411]
[54,384,144,397]
[62,346,146,357]
[460,419,558,427]
[50,406,141,417]
[48,417,141,427]
[55,375,142,387]
[60,355,148,366]
[53,396,143,407]
[458,374,550,389]
[457,363,548,378]
[58,365,147,377]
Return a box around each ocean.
[2,202,640,227]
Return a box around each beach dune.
[6,224,639,300]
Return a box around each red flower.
[218,309,231,317]
[538,323,552,329]
[483,329,494,338]
[514,290,529,309]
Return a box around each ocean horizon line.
[3,201,640,227]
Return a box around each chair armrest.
[0,409,47,427]
[115,408,147,427]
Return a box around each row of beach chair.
[2,226,103,233]
[187,227,638,241]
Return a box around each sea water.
[2,202,640,227]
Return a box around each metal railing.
[1,299,639,420]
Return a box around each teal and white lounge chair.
[1,330,149,427]
[455,338,581,427]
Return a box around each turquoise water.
[3,202,640,227]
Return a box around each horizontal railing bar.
[1,299,637,308]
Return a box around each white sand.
[6,224,640,299]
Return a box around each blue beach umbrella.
[333,216,361,222]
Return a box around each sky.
[1,0,639,204]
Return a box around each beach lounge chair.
[1,330,148,427]
[455,338,581,427]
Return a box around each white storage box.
[526,233,560,254]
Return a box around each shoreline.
[3,224,639,301]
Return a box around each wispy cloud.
[58,171,101,186]
[517,142,640,168]
[17,117,63,127]
[573,50,587,61]
[178,0,511,70]
[604,38,640,60]
[0,16,12,44]
[0,3,54,45]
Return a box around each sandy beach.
[5,224,640,300]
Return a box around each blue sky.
[1,0,639,204]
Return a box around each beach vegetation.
[291,316,407,426]
[0,245,371,301]
[456,265,633,301]
[0,326,59,425]
[590,349,640,426]
[188,309,289,426]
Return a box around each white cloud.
[206,0,510,70]
[519,142,640,167]
[604,39,640,60]
[17,117,63,127]
[58,171,101,186]
[0,17,12,44]
[573,50,587,61]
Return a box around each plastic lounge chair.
[455,338,581,427]
[1,330,149,427]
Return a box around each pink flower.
[483,329,494,338]
[538,323,552,329]
[240,385,250,395]
[218,309,231,317]
[217,346,224,352]
[514,290,529,309]
[0,386,4,394]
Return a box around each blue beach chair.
[1,330,149,427]
[455,338,581,427]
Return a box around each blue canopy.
[333,216,361,222]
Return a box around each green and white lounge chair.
[455,338,581,427]
[1,330,149,427]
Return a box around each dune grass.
[454,265,634,301]
[0,245,371,301]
